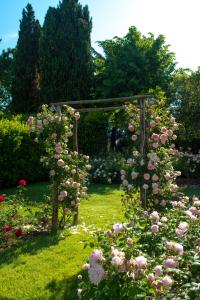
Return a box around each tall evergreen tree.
[40,0,93,103]
[12,4,41,113]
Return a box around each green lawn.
[0,183,199,300]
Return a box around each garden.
[1,1,200,300]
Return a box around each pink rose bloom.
[154,265,163,276]
[55,147,62,154]
[43,119,49,126]
[89,249,105,266]
[127,238,133,245]
[167,129,173,137]
[166,241,174,250]
[143,184,149,190]
[178,222,189,232]
[27,116,34,125]
[164,258,178,269]
[161,127,167,133]
[174,243,184,255]
[155,116,161,123]
[135,256,147,268]
[120,170,126,175]
[131,134,138,141]
[152,183,158,189]
[151,133,159,142]
[176,228,185,238]
[147,163,155,171]
[60,191,68,198]
[57,159,65,167]
[150,120,156,128]
[172,134,177,140]
[153,189,159,195]
[144,173,150,180]
[152,142,159,149]
[82,263,90,270]
[111,256,124,266]
[150,211,160,222]
[88,264,105,285]
[160,200,166,207]
[162,275,173,287]
[128,124,134,132]
[50,170,55,177]
[151,224,159,233]
[152,174,159,181]
[122,180,129,186]
[113,223,123,233]
[160,134,167,144]
[58,195,64,201]
[147,273,155,283]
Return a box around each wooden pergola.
[50,94,153,225]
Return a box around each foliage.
[170,68,200,150]
[0,181,30,249]
[0,116,47,187]
[28,104,90,230]
[0,48,15,110]
[94,26,176,98]
[11,4,41,113]
[121,92,180,209]
[78,111,109,156]
[90,152,126,184]
[175,148,200,179]
[79,196,200,299]
[40,0,93,104]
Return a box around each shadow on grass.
[88,183,120,196]
[45,273,79,300]
[0,297,15,300]
[0,232,59,267]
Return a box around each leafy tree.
[0,47,15,110]
[170,68,200,150]
[40,0,93,104]
[94,26,176,98]
[11,4,41,113]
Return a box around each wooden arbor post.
[139,98,147,210]
[72,118,79,225]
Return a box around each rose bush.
[78,196,200,299]
[28,104,90,229]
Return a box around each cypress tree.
[12,4,41,113]
[40,0,93,103]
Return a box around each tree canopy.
[11,3,41,113]
[94,26,176,98]
[40,0,93,104]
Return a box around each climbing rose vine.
[28,104,90,229]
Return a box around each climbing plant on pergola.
[50,94,153,226]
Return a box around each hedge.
[0,116,47,187]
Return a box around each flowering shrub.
[177,148,200,180]
[28,104,90,230]
[0,180,28,248]
[91,152,126,184]
[121,97,181,209]
[78,196,200,299]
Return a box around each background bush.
[0,114,47,187]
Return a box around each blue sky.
[0,0,200,70]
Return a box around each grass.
[0,183,124,300]
[0,182,199,300]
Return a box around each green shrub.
[0,116,47,187]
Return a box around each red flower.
[18,179,27,186]
[0,195,5,202]
[15,228,22,238]
[3,226,11,233]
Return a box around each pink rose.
[144,173,150,180]
[151,224,159,233]
[57,159,65,167]
[131,134,138,141]
[135,256,147,268]
[162,276,173,287]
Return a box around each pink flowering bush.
[121,96,181,209]
[28,104,90,229]
[78,196,200,299]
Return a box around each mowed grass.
[0,183,124,300]
[0,182,199,300]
